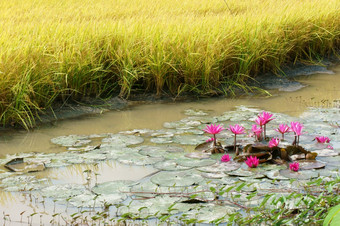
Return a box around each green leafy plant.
[324,204,340,226]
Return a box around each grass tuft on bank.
[0,0,340,128]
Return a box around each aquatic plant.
[268,137,280,148]
[315,136,330,143]
[251,124,262,141]
[275,124,290,140]
[206,137,215,143]
[228,124,245,153]
[221,154,231,162]
[290,122,304,146]
[289,162,299,172]
[256,111,274,139]
[1,0,340,128]
[245,156,259,168]
[203,124,224,147]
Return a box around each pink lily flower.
[206,137,215,143]
[228,124,245,154]
[245,156,259,168]
[268,137,280,148]
[289,162,299,172]
[275,124,290,140]
[315,136,330,143]
[229,124,246,135]
[255,117,265,127]
[290,122,304,136]
[203,124,224,135]
[327,145,334,150]
[290,122,304,146]
[259,111,275,125]
[251,124,262,141]
[203,124,224,147]
[256,111,275,139]
[221,154,231,162]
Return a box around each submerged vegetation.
[0,0,340,128]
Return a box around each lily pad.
[79,152,107,163]
[167,146,185,153]
[279,169,318,179]
[100,147,139,160]
[195,141,213,152]
[175,158,216,168]
[298,160,326,170]
[227,168,265,178]
[69,191,128,208]
[118,195,182,218]
[130,181,165,198]
[4,158,45,173]
[201,172,226,179]
[173,135,210,145]
[41,184,87,201]
[163,152,186,160]
[181,204,239,224]
[312,149,339,157]
[1,175,49,192]
[92,180,139,195]
[151,170,204,187]
[51,135,91,147]
[154,160,192,171]
[150,137,173,144]
[139,146,168,157]
[102,134,144,147]
[265,170,289,180]
[185,152,211,159]
[118,153,163,166]
[163,119,201,130]
[197,162,241,173]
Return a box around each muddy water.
[0,65,340,156]
[0,65,340,224]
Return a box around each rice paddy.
[0,0,340,128]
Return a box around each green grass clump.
[0,0,340,128]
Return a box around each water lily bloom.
[255,117,265,127]
[290,122,304,136]
[206,137,215,143]
[290,122,304,146]
[315,136,330,143]
[268,137,280,148]
[256,111,274,139]
[259,111,275,125]
[327,145,334,150]
[228,124,246,154]
[289,162,299,172]
[245,156,259,168]
[221,154,231,162]
[203,124,224,146]
[275,124,290,140]
[229,124,246,135]
[203,124,224,135]
[252,124,262,141]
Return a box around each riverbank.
[0,0,340,128]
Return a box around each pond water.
[0,64,340,224]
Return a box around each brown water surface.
[0,65,340,224]
[0,65,339,156]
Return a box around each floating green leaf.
[92,180,139,195]
[151,170,204,187]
